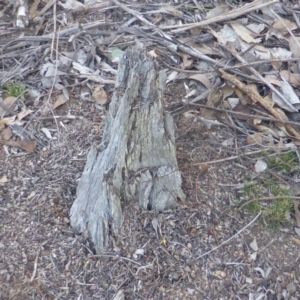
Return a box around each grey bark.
[70,45,185,254]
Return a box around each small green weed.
[244,199,261,215]
[267,152,298,173]
[264,198,293,228]
[243,181,293,227]
[4,81,25,98]
[242,151,297,228]
[243,181,264,199]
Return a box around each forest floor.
[1,0,300,299]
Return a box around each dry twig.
[191,149,274,166]
[111,0,155,28]
[239,196,300,211]
[219,46,296,113]
[193,211,262,261]
[161,0,279,32]
[183,103,300,128]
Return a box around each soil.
[1,1,300,299]
[1,80,299,299]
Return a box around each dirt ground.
[1,0,300,299]
[0,79,299,299]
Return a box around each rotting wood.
[70,45,186,254]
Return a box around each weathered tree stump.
[70,45,186,253]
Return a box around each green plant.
[264,197,293,228]
[244,199,261,215]
[4,81,25,98]
[242,179,293,227]
[267,152,298,173]
[243,181,264,198]
[244,152,298,227]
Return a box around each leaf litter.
[1,0,300,299]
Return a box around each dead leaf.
[148,49,157,58]
[221,137,234,147]
[180,53,193,69]
[166,71,178,83]
[211,24,236,45]
[265,74,281,86]
[41,103,51,115]
[273,138,285,153]
[199,87,224,121]
[199,117,223,129]
[189,27,202,36]
[272,80,300,111]
[291,237,300,246]
[18,110,33,121]
[92,85,108,105]
[289,36,300,58]
[152,218,160,239]
[62,87,70,101]
[199,107,215,121]
[189,42,219,56]
[207,86,223,107]
[280,81,300,109]
[272,17,297,35]
[132,247,144,259]
[250,238,258,251]
[189,74,211,89]
[0,126,13,140]
[40,149,51,158]
[234,89,251,106]
[183,111,196,119]
[231,103,252,121]
[198,164,209,175]
[3,139,37,152]
[29,0,40,19]
[270,53,282,71]
[0,96,18,118]
[72,62,115,84]
[247,133,263,145]
[248,120,280,139]
[254,267,266,278]
[280,70,300,87]
[269,47,292,60]
[222,85,235,99]
[247,23,265,35]
[58,0,84,10]
[41,128,53,139]
[250,252,257,261]
[112,289,124,300]
[230,22,266,52]
[183,82,190,94]
[184,89,197,99]
[206,5,229,19]
[53,94,68,109]
[0,176,9,184]
[159,5,183,18]
[41,62,66,77]
[220,70,300,140]
[227,97,239,109]
[0,116,17,129]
